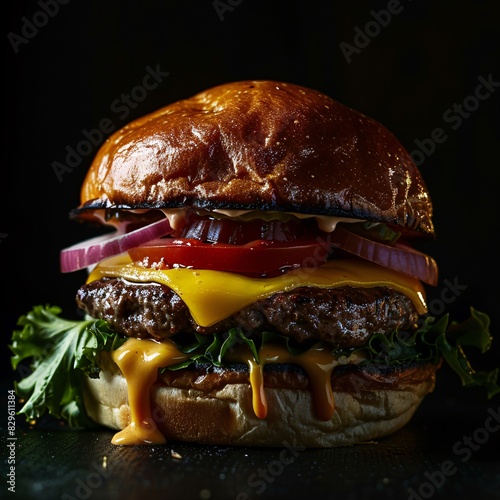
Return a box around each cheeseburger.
[11,81,498,447]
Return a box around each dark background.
[2,1,499,499]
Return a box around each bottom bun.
[83,362,436,447]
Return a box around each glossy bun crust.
[83,362,436,447]
[77,80,434,235]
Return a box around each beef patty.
[76,278,420,348]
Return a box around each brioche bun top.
[76,80,433,235]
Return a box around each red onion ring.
[329,226,438,286]
[60,218,173,273]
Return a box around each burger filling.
[10,210,499,445]
[76,278,419,347]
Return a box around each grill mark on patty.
[76,278,420,348]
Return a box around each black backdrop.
[3,0,499,426]
[2,2,500,499]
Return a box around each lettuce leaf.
[10,305,125,428]
[10,305,498,429]
[350,308,499,398]
[164,328,260,370]
[427,308,499,397]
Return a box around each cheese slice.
[87,254,427,327]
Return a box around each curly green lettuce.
[10,305,125,428]
[351,309,499,398]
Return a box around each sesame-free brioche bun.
[72,81,440,448]
[75,80,434,236]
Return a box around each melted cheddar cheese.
[225,343,359,420]
[111,338,190,445]
[110,337,365,445]
[88,254,427,327]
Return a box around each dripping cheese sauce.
[110,338,190,445]
[110,337,365,445]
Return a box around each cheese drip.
[111,338,189,445]
[110,338,366,446]
[227,343,341,420]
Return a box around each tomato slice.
[128,238,332,277]
[126,215,438,284]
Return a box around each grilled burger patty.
[157,360,437,393]
[76,278,419,348]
